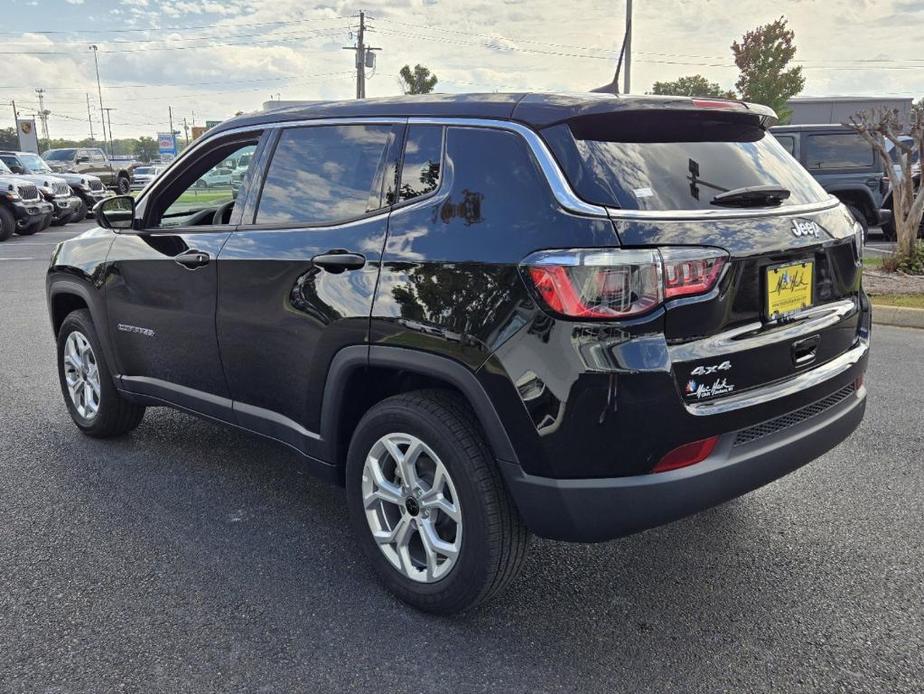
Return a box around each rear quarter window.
[804,133,874,170]
[543,112,829,211]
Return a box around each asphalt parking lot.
[1,221,921,693]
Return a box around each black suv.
[47,94,870,614]
[770,124,891,239]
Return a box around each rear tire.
[57,309,145,438]
[345,389,529,614]
[847,205,869,243]
[117,175,131,194]
[0,206,16,241]
[74,198,88,220]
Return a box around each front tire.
[16,218,41,236]
[0,206,13,241]
[345,390,529,614]
[116,175,131,194]
[57,309,145,438]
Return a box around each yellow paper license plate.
[766,261,813,318]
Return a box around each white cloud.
[1,0,922,140]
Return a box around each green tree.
[731,16,805,122]
[0,127,18,150]
[651,75,735,98]
[134,136,159,162]
[399,64,438,94]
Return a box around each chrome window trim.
[605,197,842,221]
[139,114,840,223]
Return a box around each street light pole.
[623,0,632,94]
[103,107,115,157]
[89,45,107,155]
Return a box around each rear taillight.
[524,247,727,319]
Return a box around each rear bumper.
[502,351,867,542]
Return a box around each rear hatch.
[540,105,864,403]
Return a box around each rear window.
[804,133,874,170]
[44,149,76,161]
[543,112,829,211]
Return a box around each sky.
[2,0,924,141]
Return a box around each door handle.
[174,249,210,269]
[312,250,366,273]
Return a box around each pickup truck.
[43,147,133,194]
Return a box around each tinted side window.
[774,135,796,156]
[256,124,396,226]
[805,133,874,169]
[399,126,443,202]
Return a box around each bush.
[884,241,924,275]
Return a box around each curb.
[872,305,924,329]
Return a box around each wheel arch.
[828,186,877,223]
[47,277,120,374]
[320,346,520,481]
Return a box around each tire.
[40,213,53,231]
[345,389,529,614]
[57,309,145,438]
[16,218,40,236]
[73,198,88,220]
[0,206,17,241]
[51,212,72,227]
[847,205,869,243]
[116,175,131,194]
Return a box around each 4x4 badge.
[791,220,820,238]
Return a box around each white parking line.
[0,257,36,260]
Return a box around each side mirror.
[95,195,135,231]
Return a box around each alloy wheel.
[361,433,462,583]
[62,331,101,420]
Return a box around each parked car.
[0,167,52,241]
[195,166,232,189]
[0,150,94,224]
[229,151,253,196]
[48,93,869,614]
[770,124,890,240]
[43,147,133,194]
[130,165,166,192]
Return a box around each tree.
[0,127,17,150]
[847,106,924,264]
[651,75,736,99]
[731,17,805,122]
[399,64,438,95]
[134,136,159,162]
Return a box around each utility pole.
[103,107,115,156]
[35,88,49,145]
[182,117,190,146]
[86,93,95,142]
[10,99,18,132]
[343,11,381,99]
[168,105,176,155]
[89,45,107,154]
[623,0,633,94]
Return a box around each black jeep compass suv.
[47,93,870,614]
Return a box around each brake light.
[661,247,727,299]
[524,247,728,319]
[653,436,719,473]
[692,98,746,111]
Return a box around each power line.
[0,14,351,36]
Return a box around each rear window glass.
[804,133,874,170]
[543,113,829,211]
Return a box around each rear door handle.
[312,250,366,273]
[174,250,210,269]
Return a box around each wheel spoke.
[419,518,459,561]
[364,458,403,508]
[373,514,411,546]
[422,496,461,523]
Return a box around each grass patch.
[869,293,924,309]
[862,255,884,269]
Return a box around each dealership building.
[785,96,914,125]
